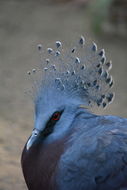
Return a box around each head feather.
[27,36,115,108]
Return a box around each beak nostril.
[32,129,40,136]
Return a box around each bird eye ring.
[52,112,61,121]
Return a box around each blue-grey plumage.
[21,36,127,190]
[56,111,127,190]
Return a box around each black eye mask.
[42,110,64,137]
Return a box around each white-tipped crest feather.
[27,36,115,108]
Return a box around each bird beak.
[26,129,41,151]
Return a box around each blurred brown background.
[0,0,127,189]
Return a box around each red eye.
[52,112,61,121]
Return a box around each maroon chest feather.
[21,138,67,190]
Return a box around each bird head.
[26,83,83,150]
[26,36,115,150]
